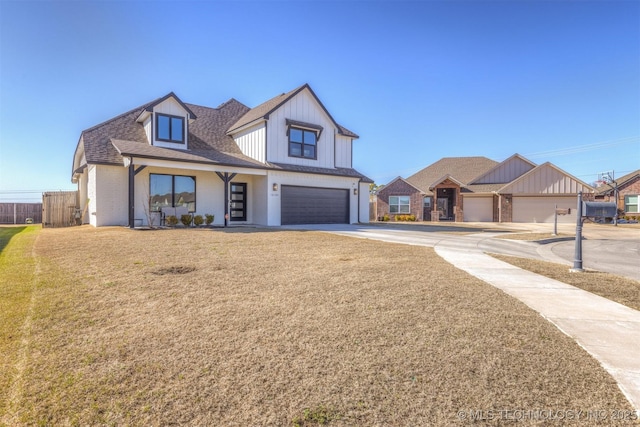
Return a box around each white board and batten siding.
[266,89,337,168]
[234,123,266,163]
[463,196,493,222]
[335,135,352,168]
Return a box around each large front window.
[156,113,184,143]
[625,195,638,213]
[150,174,195,212]
[389,196,410,214]
[289,127,317,159]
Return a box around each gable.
[378,177,424,197]
[226,84,358,138]
[471,154,536,184]
[499,162,594,194]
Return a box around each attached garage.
[463,196,493,222]
[512,196,577,223]
[281,185,349,225]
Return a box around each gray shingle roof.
[268,162,373,183]
[111,139,266,169]
[79,95,252,169]
[74,88,366,181]
[406,157,499,195]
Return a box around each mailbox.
[582,202,617,218]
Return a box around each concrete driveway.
[286,222,640,281]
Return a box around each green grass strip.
[0,226,40,421]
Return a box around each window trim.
[624,195,638,213]
[149,173,196,213]
[286,121,320,160]
[389,195,411,214]
[155,113,185,144]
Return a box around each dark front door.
[230,183,247,221]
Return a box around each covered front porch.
[126,156,269,228]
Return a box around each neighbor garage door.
[281,185,349,225]
[463,197,493,222]
[512,196,576,223]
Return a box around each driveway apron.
[287,224,640,411]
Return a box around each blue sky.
[1,0,638,202]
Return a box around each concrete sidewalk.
[435,242,640,412]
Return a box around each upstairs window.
[286,119,322,160]
[156,113,184,143]
[289,127,317,159]
[389,196,410,214]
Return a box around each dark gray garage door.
[281,186,349,225]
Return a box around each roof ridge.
[80,96,163,134]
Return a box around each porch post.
[216,172,237,227]
[128,160,134,229]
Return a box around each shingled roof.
[595,169,640,195]
[406,157,499,195]
[73,87,369,182]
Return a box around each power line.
[524,136,639,159]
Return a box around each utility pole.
[604,171,618,226]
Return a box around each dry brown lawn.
[1,226,637,425]
[491,254,640,312]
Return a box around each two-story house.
[71,84,372,227]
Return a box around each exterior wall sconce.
[272,183,278,191]
[353,188,358,195]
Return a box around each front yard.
[0,226,635,425]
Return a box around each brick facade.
[431,180,463,222]
[376,179,425,220]
[598,175,640,218]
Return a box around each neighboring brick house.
[377,154,594,223]
[594,170,640,218]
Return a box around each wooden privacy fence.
[42,191,79,228]
[0,203,42,224]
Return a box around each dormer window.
[286,119,322,160]
[156,113,184,143]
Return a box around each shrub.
[180,214,193,227]
[193,215,204,226]
[394,214,416,222]
[205,214,214,225]
[382,214,390,222]
[165,215,178,226]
